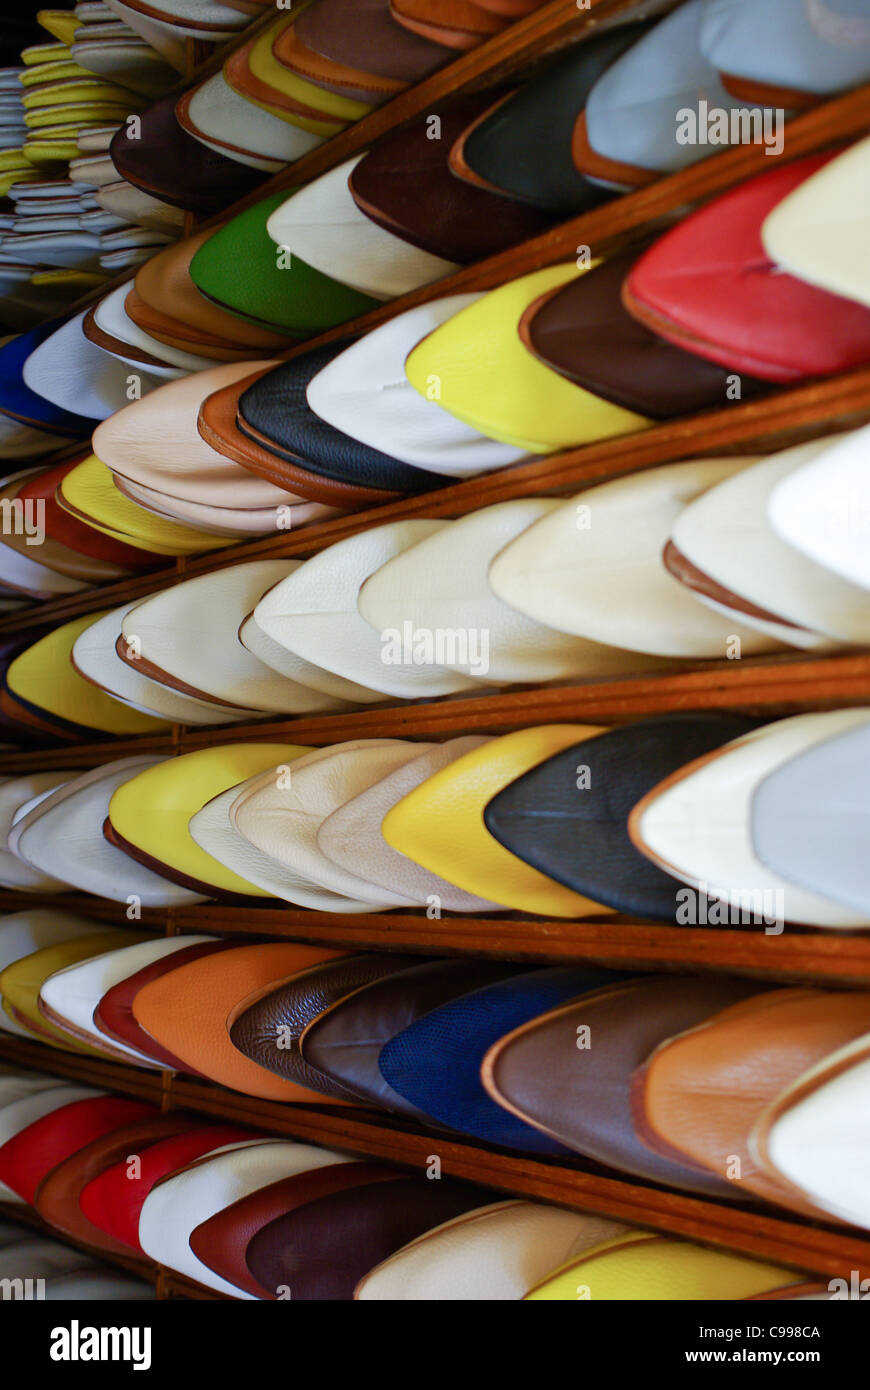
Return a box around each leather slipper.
[379,966,618,1151]
[316,737,502,912]
[483,714,759,922]
[132,945,351,1102]
[487,461,776,659]
[629,709,870,929]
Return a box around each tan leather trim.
[113,632,245,710]
[123,287,253,361]
[662,539,806,632]
[111,0,240,33]
[103,814,259,903]
[273,23,404,99]
[197,371,402,506]
[571,109,660,188]
[718,71,822,112]
[82,301,172,370]
[36,993,161,1066]
[221,37,348,124]
[445,88,516,194]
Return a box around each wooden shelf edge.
[0,1033,865,1284]
[0,648,869,773]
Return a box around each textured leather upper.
[358,498,668,684]
[356,1201,630,1301]
[768,424,870,591]
[525,250,766,419]
[120,561,351,714]
[230,953,418,1097]
[316,737,502,911]
[0,1093,155,1203]
[237,344,451,493]
[669,439,868,646]
[78,1123,257,1253]
[108,742,317,898]
[379,966,619,1151]
[13,758,208,907]
[350,93,551,259]
[525,1232,794,1301]
[190,1161,394,1300]
[624,153,870,383]
[382,725,615,916]
[305,294,528,474]
[486,461,776,659]
[132,942,349,1101]
[299,958,522,1117]
[455,24,646,212]
[34,1114,194,1257]
[761,138,870,311]
[266,156,459,299]
[246,1176,492,1300]
[296,0,453,81]
[138,1139,349,1298]
[252,521,481,698]
[484,714,758,922]
[639,986,870,1214]
[485,974,765,1195]
[94,938,237,1071]
[751,715,870,917]
[405,264,649,454]
[229,740,431,908]
[631,710,870,929]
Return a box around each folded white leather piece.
[670,437,870,646]
[359,498,674,684]
[254,520,485,698]
[138,1140,350,1298]
[306,295,529,476]
[239,607,379,706]
[230,741,422,910]
[120,561,356,714]
[184,70,324,172]
[487,460,780,659]
[22,310,164,420]
[92,280,214,373]
[631,709,870,928]
[700,0,870,95]
[0,912,110,1038]
[767,425,870,590]
[189,778,354,911]
[762,135,870,309]
[317,737,502,913]
[11,757,209,906]
[72,601,261,725]
[356,1201,630,1301]
[0,773,71,891]
[266,158,459,300]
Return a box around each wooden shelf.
[0,1030,866,1286]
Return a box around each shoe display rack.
[0,0,868,1298]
